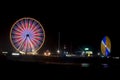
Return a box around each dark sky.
[0,2,119,56]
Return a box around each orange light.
[44,50,51,56]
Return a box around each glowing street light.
[57,50,60,54]
[57,32,61,54]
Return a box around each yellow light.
[86,51,93,57]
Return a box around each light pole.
[57,32,60,54]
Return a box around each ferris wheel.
[10,17,45,55]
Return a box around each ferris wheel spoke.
[28,19,33,28]
[35,33,44,37]
[13,38,23,44]
[12,32,21,36]
[30,39,40,49]
[16,23,24,32]
[33,39,42,48]
[27,40,32,52]
[34,37,43,41]
[12,35,22,39]
[31,26,38,33]
[25,19,28,29]
[29,21,35,31]
[14,25,23,32]
[21,37,29,53]
[20,21,26,31]
[31,39,38,48]
[33,29,41,34]
[33,30,41,34]
[33,34,41,37]
[31,24,39,32]
[13,28,22,34]
[17,36,27,51]
[28,37,36,52]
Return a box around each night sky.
[0,2,119,56]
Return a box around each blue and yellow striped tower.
[101,36,111,56]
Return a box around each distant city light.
[64,51,68,54]
[107,56,110,58]
[101,63,109,68]
[57,50,60,54]
[112,57,120,59]
[86,51,93,57]
[2,51,8,56]
[84,48,89,51]
[81,51,85,56]
[81,63,90,67]
[97,52,101,56]
[12,53,20,56]
[19,51,25,54]
[44,50,51,56]
[101,55,105,58]
[2,51,8,54]
[66,54,76,57]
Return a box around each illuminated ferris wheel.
[10,17,45,55]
